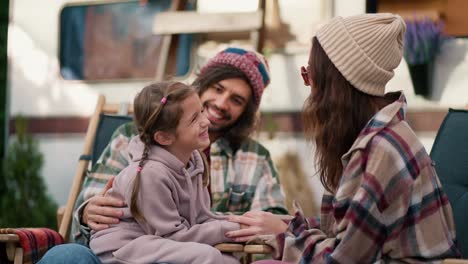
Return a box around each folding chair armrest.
[443,259,468,264]
[244,244,273,254]
[214,243,244,253]
[1,228,64,264]
[59,95,106,241]
[0,233,22,263]
[57,206,65,229]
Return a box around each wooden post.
[58,95,105,241]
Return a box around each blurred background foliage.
[0,117,58,228]
[0,0,9,201]
[0,1,58,228]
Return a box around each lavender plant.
[404,18,447,65]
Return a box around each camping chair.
[0,95,128,263]
[430,109,468,264]
[0,95,136,264]
[58,95,134,241]
[0,1,194,262]
[0,94,270,263]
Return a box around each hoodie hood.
[128,136,204,180]
[127,135,216,226]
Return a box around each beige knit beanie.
[316,13,406,96]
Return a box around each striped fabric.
[0,228,64,264]
[71,122,287,245]
[267,93,461,263]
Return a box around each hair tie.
[160,97,167,105]
[137,166,142,172]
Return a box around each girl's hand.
[226,211,288,242]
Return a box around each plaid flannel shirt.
[268,93,460,263]
[71,122,287,245]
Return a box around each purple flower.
[403,18,449,65]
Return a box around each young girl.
[227,14,460,263]
[90,81,240,264]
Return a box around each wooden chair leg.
[246,253,253,264]
[5,241,23,264]
[57,206,65,229]
[14,247,23,264]
[240,254,247,264]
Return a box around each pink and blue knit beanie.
[200,47,271,107]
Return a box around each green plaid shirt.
[71,122,287,245]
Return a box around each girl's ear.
[153,131,174,146]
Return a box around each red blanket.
[0,228,64,263]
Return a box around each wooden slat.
[154,0,181,82]
[256,0,266,51]
[155,33,172,81]
[0,234,21,262]
[57,206,65,229]
[0,234,19,242]
[214,243,244,253]
[58,95,106,241]
[101,104,134,115]
[443,259,468,264]
[378,0,446,16]
[153,11,263,34]
[244,244,273,254]
[13,247,23,264]
[397,10,440,21]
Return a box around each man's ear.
[153,131,174,146]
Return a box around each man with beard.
[38,47,287,264]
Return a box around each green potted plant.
[404,18,448,98]
[0,117,58,228]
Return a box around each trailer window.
[59,0,192,81]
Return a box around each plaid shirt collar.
[342,91,406,161]
[210,137,233,157]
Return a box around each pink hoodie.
[90,136,240,263]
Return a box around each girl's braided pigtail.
[130,134,152,223]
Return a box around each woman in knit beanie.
[227,13,460,263]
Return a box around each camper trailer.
[7,0,335,213]
[7,0,468,215]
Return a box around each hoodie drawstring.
[183,168,197,226]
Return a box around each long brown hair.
[131,81,210,223]
[193,64,257,149]
[302,38,387,193]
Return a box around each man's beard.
[208,123,232,134]
[203,102,233,133]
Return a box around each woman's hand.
[226,211,288,242]
[82,177,125,231]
